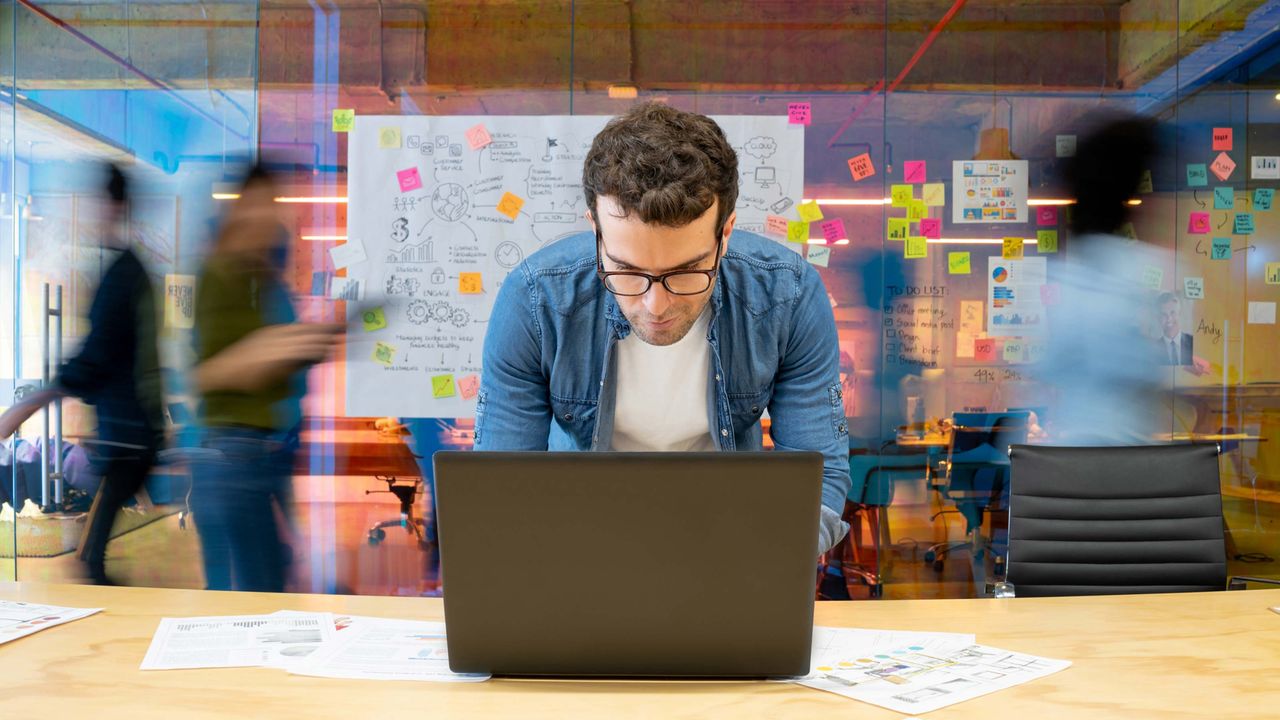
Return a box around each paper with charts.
[345,115,803,417]
[0,600,101,646]
[797,626,1070,714]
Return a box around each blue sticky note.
[1234,213,1255,235]
[1213,187,1233,210]
[1187,164,1208,187]
[1211,237,1232,260]
[1255,188,1274,211]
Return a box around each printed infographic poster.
[952,160,1029,224]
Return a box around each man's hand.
[818,505,850,556]
[195,323,343,394]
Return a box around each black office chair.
[1005,443,1280,597]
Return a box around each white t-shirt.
[610,310,717,451]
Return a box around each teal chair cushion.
[847,453,929,506]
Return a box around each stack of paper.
[0,600,102,645]
[140,611,487,683]
[794,626,1070,715]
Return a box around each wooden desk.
[4,582,1279,719]
[296,427,422,478]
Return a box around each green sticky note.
[1002,340,1024,364]
[1213,187,1234,210]
[362,307,387,332]
[332,109,355,133]
[431,374,456,399]
[887,218,910,241]
[1186,164,1208,187]
[372,341,396,366]
[1211,237,1232,260]
[1036,230,1058,254]
[904,236,927,259]
[890,184,914,208]
[797,201,824,223]
[786,220,809,243]
[1255,188,1274,211]
[1234,213,1255,235]
[948,252,970,274]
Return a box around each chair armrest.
[1227,576,1280,590]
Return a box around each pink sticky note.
[1212,127,1233,152]
[819,218,846,244]
[766,215,789,237]
[458,374,480,401]
[1036,206,1058,226]
[396,167,422,193]
[1188,212,1210,234]
[903,161,926,184]
[975,338,997,363]
[919,218,941,239]
[847,153,875,182]
[1040,283,1061,306]
[1210,152,1236,181]
[787,102,811,125]
[465,123,492,150]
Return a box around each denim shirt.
[474,230,851,514]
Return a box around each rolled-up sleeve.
[474,264,552,450]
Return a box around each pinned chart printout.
[987,256,1047,337]
[953,160,1028,223]
[345,115,802,417]
[0,601,102,646]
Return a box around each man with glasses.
[475,102,850,554]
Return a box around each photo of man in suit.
[1154,292,1209,375]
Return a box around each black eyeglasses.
[595,225,724,297]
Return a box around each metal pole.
[52,284,63,505]
[40,282,49,509]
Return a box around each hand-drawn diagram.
[346,115,802,417]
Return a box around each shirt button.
[563,413,574,421]
[714,374,721,382]
[751,405,759,414]
[721,428,729,437]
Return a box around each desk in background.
[3,582,1278,719]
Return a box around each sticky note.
[1037,230,1058,254]
[1210,152,1236,182]
[1188,212,1210,234]
[1248,301,1276,325]
[1266,263,1280,285]
[1002,237,1024,260]
[891,184,914,207]
[1055,135,1076,158]
[922,183,945,207]
[497,191,524,220]
[1211,187,1233,210]
[396,167,423,193]
[904,236,927,259]
[787,102,811,125]
[332,109,355,133]
[975,338,997,362]
[797,200,824,223]
[907,200,928,222]
[465,123,492,150]
[1254,188,1274,211]
[1184,277,1204,299]
[847,153,875,182]
[819,218,846,244]
[948,252,970,275]
[431,374,456,399]
[458,374,480,401]
[372,341,396,367]
[766,215,789,237]
[1040,284,1061,306]
[1036,206,1058,226]
[1003,341,1024,364]
[1212,127,1233,152]
[1137,169,1154,195]
[807,245,832,268]
[786,221,809,243]
[378,127,401,149]
[1234,213,1255,234]
[329,239,367,270]
[1141,266,1163,290]
[887,218,909,241]
[920,218,941,239]
[1211,237,1232,260]
[362,307,388,332]
[903,161,927,184]
[459,272,483,294]
[1252,156,1280,179]
[1187,164,1208,187]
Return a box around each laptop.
[433,451,824,678]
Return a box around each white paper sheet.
[140,613,336,671]
[289,618,488,682]
[0,600,101,646]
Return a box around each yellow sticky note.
[361,307,387,332]
[922,183,945,207]
[1002,237,1024,260]
[459,272,483,294]
[1003,340,1024,364]
[372,341,396,366]
[891,184,914,207]
[497,191,524,220]
[332,109,355,133]
[1037,230,1058,254]
[786,221,809,243]
[1267,263,1280,285]
[378,126,401,149]
[431,374,456,399]
[905,236,927,259]
[887,218,909,241]
[907,200,927,222]
[948,252,971,274]
[797,201,824,223]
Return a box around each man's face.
[1159,300,1180,339]
[591,196,734,346]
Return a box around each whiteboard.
[345,115,804,418]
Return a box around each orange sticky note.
[1212,127,1233,152]
[458,374,480,401]
[766,215,789,237]
[497,191,524,220]
[974,338,996,362]
[466,123,492,150]
[847,153,875,182]
[459,272,483,294]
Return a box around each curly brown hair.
[582,102,739,233]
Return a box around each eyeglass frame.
[594,222,726,297]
